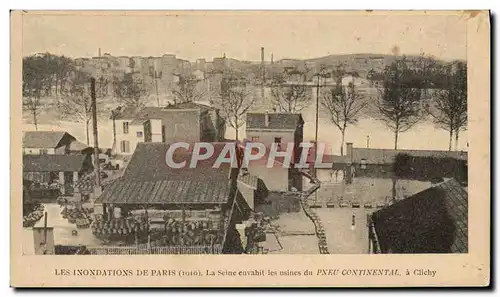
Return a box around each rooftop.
[371,178,468,253]
[23,131,76,149]
[246,113,303,130]
[95,179,232,205]
[23,154,89,172]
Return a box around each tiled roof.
[23,155,88,172]
[123,142,235,182]
[23,131,75,149]
[371,178,468,253]
[246,113,303,130]
[96,178,231,204]
[97,142,237,205]
[351,148,468,164]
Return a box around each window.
[123,122,129,134]
[137,131,143,138]
[274,137,282,151]
[39,149,48,155]
[120,140,130,153]
[251,136,259,142]
[360,158,367,169]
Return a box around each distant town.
[22,47,468,255]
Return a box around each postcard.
[11,10,490,287]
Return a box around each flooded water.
[22,87,467,154]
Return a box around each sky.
[22,12,467,62]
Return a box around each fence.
[87,244,223,255]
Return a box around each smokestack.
[265,111,270,128]
[271,53,274,64]
[261,47,265,83]
[346,142,353,161]
[98,48,101,57]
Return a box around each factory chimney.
[261,47,265,83]
[98,48,101,57]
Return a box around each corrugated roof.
[96,178,231,204]
[246,113,303,130]
[23,155,88,172]
[237,172,259,189]
[23,131,75,149]
[351,148,468,164]
[371,178,468,253]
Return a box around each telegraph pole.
[90,78,101,188]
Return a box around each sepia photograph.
[10,10,490,287]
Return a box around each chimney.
[265,111,270,127]
[346,142,353,161]
[98,48,101,57]
[261,47,265,83]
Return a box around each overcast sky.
[22,12,467,62]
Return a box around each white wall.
[115,119,145,155]
[150,119,163,142]
[23,148,56,155]
[246,129,295,147]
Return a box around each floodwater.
[21,89,468,154]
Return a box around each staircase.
[298,169,329,254]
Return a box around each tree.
[430,61,467,151]
[22,55,53,130]
[113,73,148,109]
[57,70,94,144]
[270,72,310,113]
[210,70,255,141]
[172,75,205,103]
[376,57,426,150]
[321,79,367,155]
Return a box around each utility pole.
[90,78,101,188]
[314,74,321,178]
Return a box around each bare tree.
[114,73,148,110]
[23,55,51,130]
[172,75,205,103]
[376,57,425,150]
[57,71,94,144]
[321,79,367,155]
[210,70,255,141]
[430,61,467,151]
[270,72,310,112]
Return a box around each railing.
[297,169,329,254]
[87,244,223,255]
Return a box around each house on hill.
[369,178,468,254]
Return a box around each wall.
[115,119,145,155]
[246,129,295,148]
[23,148,56,155]
[162,110,201,143]
[247,159,289,192]
[237,182,255,210]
